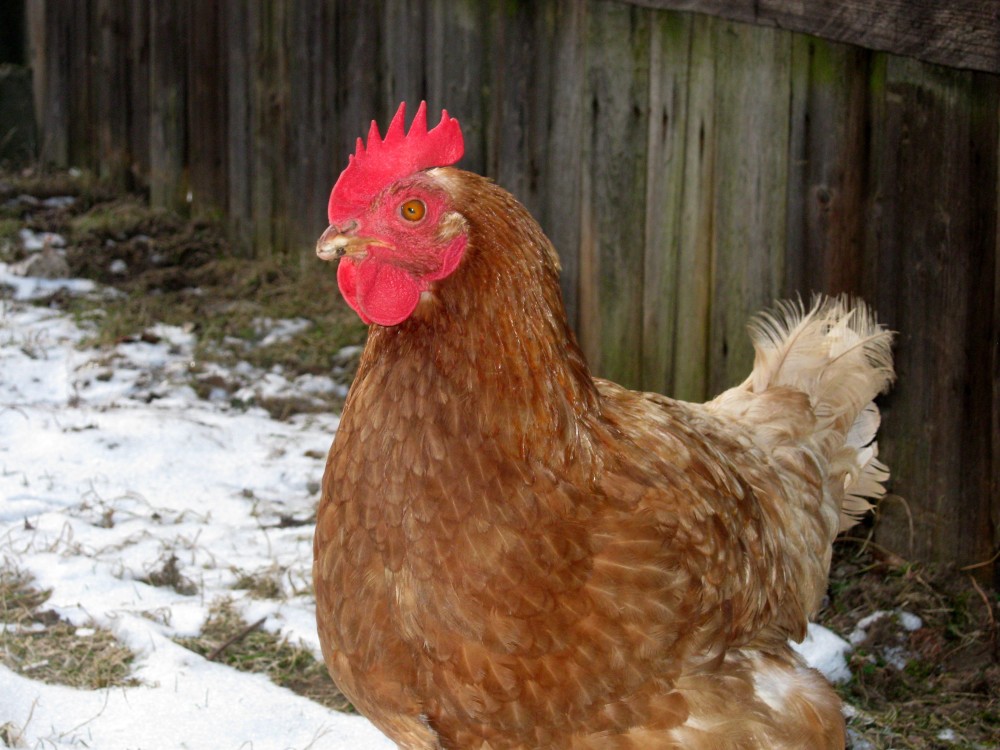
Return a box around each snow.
[0,262,870,748]
[794,622,852,684]
[0,272,392,750]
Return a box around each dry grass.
[822,539,1000,749]
[0,563,139,690]
[1,167,367,420]
[174,597,352,712]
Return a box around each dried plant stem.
[206,616,267,662]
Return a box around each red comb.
[327,101,464,224]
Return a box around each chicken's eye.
[400,199,426,223]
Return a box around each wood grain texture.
[784,36,869,298]
[621,0,1000,75]
[641,11,690,395]
[187,0,227,217]
[95,0,130,189]
[222,0,252,252]
[708,20,791,395]
[149,0,187,210]
[126,2,150,186]
[669,12,715,403]
[291,0,341,258]
[579,1,650,386]
[867,55,998,572]
[539,0,588,331]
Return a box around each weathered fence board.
[708,21,791,395]
[868,56,999,568]
[785,37,869,297]
[625,0,1000,76]
[187,0,227,218]
[579,1,650,386]
[126,2,149,186]
[640,11,690,397]
[670,11,716,403]
[25,0,1000,582]
[148,1,187,209]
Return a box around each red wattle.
[337,259,422,327]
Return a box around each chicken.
[313,101,894,749]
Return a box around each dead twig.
[958,547,1000,572]
[966,574,998,660]
[206,616,267,662]
[839,536,911,568]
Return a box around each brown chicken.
[313,102,894,749]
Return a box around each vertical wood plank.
[287,0,339,259]
[490,0,538,203]
[785,36,870,298]
[579,0,650,387]
[993,113,1000,585]
[126,2,150,187]
[540,0,587,332]
[223,0,252,254]
[249,0,289,256]
[332,0,383,178]
[641,10,692,394]
[381,0,427,113]
[95,0,129,188]
[66,0,96,169]
[187,0,227,218]
[149,0,188,210]
[25,0,47,151]
[670,12,715,402]
[708,20,792,395]
[427,0,488,175]
[868,55,999,576]
[37,0,73,166]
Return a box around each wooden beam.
[621,0,1000,74]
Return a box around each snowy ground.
[1,261,868,749]
[0,268,393,749]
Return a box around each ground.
[0,168,997,749]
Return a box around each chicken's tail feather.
[746,295,895,531]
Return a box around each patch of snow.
[0,287,392,749]
[850,609,922,645]
[1,261,95,300]
[43,195,77,209]
[254,316,313,347]
[848,609,922,672]
[19,227,67,251]
[794,623,852,684]
[898,610,923,632]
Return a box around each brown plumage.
[313,105,894,749]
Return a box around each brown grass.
[822,538,1000,749]
[0,563,139,690]
[174,597,352,712]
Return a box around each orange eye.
[400,199,426,222]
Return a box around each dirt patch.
[822,537,999,748]
[1,167,367,417]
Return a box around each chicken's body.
[314,106,893,749]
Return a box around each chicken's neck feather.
[353,169,600,463]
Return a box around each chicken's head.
[317,102,467,326]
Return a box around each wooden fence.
[23,0,1000,583]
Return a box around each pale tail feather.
[745,296,895,531]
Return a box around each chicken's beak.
[316,224,365,261]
